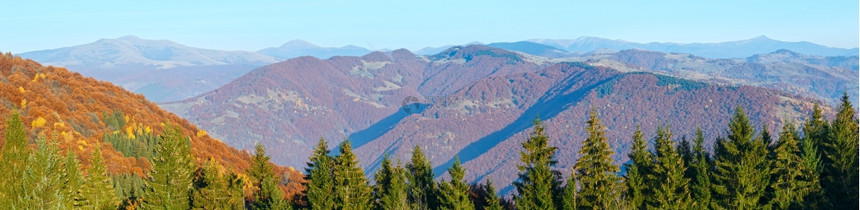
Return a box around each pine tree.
[23,135,65,209]
[406,145,437,209]
[61,149,86,208]
[248,143,290,210]
[481,179,503,210]
[767,122,810,209]
[374,154,409,210]
[82,144,119,209]
[689,127,713,209]
[142,124,194,209]
[438,157,474,210]
[514,117,559,210]
[192,159,245,209]
[0,112,30,208]
[306,138,335,210]
[822,92,859,208]
[648,126,690,209]
[575,108,620,209]
[334,140,372,210]
[712,107,770,209]
[623,125,650,209]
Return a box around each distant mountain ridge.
[257,39,372,60]
[20,35,277,69]
[530,35,859,58]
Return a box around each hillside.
[162,46,823,193]
[18,36,279,102]
[0,53,303,198]
[575,49,859,104]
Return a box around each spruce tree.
[192,159,245,209]
[438,157,474,210]
[24,135,65,209]
[689,127,713,209]
[0,112,29,208]
[406,145,437,209]
[514,117,559,210]
[248,143,290,210]
[83,144,118,209]
[306,138,335,209]
[142,124,194,209]
[767,122,810,209]
[799,125,825,208]
[61,149,86,208]
[623,125,650,209]
[481,179,503,210]
[562,168,577,210]
[334,140,372,210]
[648,126,690,209]
[823,93,859,208]
[374,154,409,210]
[574,108,620,209]
[712,107,770,209]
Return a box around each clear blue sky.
[1,0,857,53]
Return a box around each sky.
[1,0,857,53]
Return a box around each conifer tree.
[306,138,335,210]
[689,127,713,209]
[481,179,503,210]
[248,143,290,210]
[623,125,650,209]
[142,124,194,209]
[438,157,474,210]
[0,112,30,208]
[374,154,409,210]
[648,126,691,209]
[799,125,825,208]
[24,135,65,209]
[562,168,577,210]
[803,103,829,159]
[514,117,559,210]
[192,159,245,209]
[334,140,372,209]
[61,149,85,208]
[575,109,620,209]
[406,145,437,209]
[767,122,810,209]
[83,144,118,209]
[822,93,858,208]
[712,107,770,209]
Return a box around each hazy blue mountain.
[531,35,859,58]
[18,35,278,102]
[487,41,569,58]
[20,35,278,69]
[257,39,371,59]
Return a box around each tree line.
[0,93,856,209]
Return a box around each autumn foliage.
[0,53,303,200]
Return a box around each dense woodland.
[1,93,855,209]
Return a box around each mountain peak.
[117,35,141,40]
[749,35,774,41]
[280,39,319,49]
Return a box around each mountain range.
[17,36,373,102]
[530,35,859,58]
[17,35,856,103]
[161,45,831,194]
